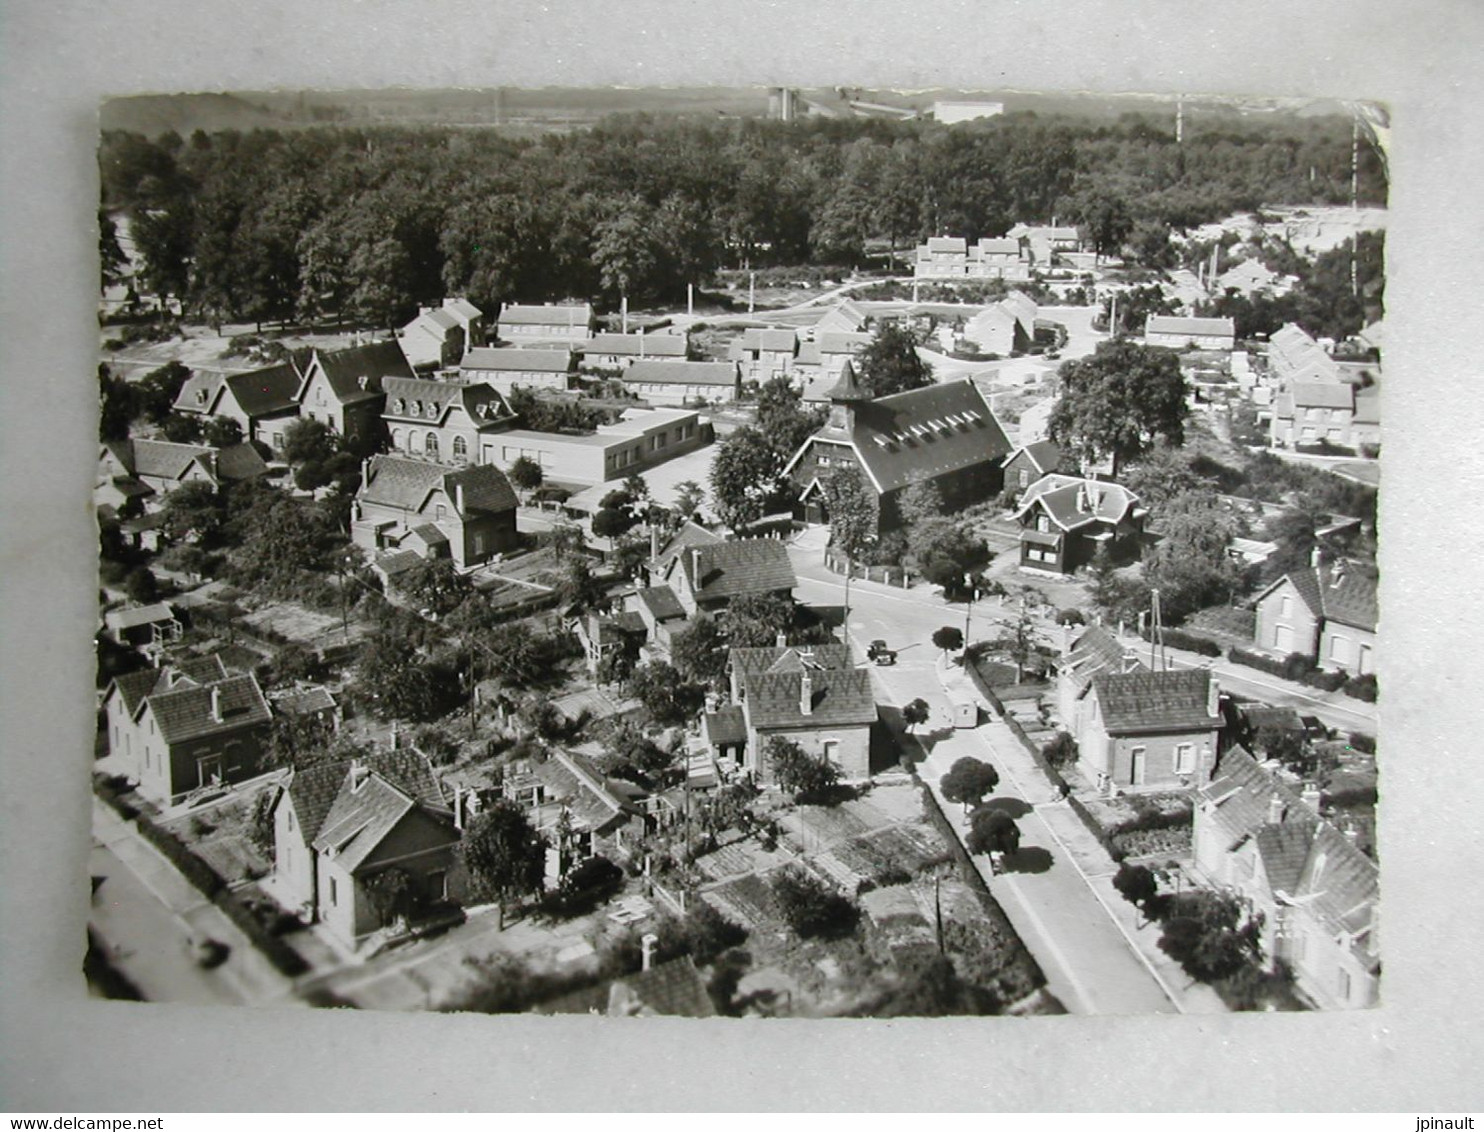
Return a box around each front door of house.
[1129,746,1145,786]
[1275,623,1293,652]
[197,754,224,788]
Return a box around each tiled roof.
[1317,561,1378,632]
[686,539,797,601]
[816,331,874,356]
[736,328,800,354]
[729,643,852,678]
[443,298,482,321]
[1009,439,1064,476]
[1060,625,1142,693]
[272,686,337,717]
[309,340,414,403]
[654,521,723,573]
[224,362,304,417]
[360,456,517,516]
[383,376,512,426]
[636,585,687,622]
[214,442,270,481]
[529,748,633,835]
[703,704,748,746]
[925,237,967,254]
[147,673,271,745]
[1291,382,1354,410]
[1090,669,1218,734]
[308,749,449,870]
[128,440,217,483]
[461,347,574,373]
[108,668,162,717]
[497,303,594,327]
[624,360,739,386]
[173,371,224,415]
[839,379,1013,494]
[284,760,352,845]
[173,654,230,685]
[1016,475,1139,531]
[375,549,424,577]
[582,333,688,358]
[1146,315,1236,338]
[746,667,877,730]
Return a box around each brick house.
[270,749,461,948]
[350,456,519,570]
[296,340,415,449]
[1013,474,1145,574]
[811,299,869,336]
[397,297,484,369]
[1078,669,1222,793]
[662,538,797,616]
[382,377,515,465]
[963,292,1037,356]
[784,365,1013,535]
[458,347,575,394]
[1144,315,1236,351]
[1054,624,1143,744]
[102,655,272,805]
[706,644,875,783]
[503,747,646,881]
[792,331,874,386]
[495,302,594,344]
[1253,559,1377,676]
[97,439,268,514]
[728,328,800,383]
[579,331,689,368]
[173,359,306,454]
[1193,747,1379,1008]
[1269,382,1374,451]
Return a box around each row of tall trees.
[100,109,1380,328]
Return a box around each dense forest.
[99,110,1386,330]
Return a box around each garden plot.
[239,602,340,644]
[702,872,777,932]
[160,793,272,886]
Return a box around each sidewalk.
[930,657,1227,1015]
[91,798,300,1006]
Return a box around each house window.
[1036,514,1050,533]
[1330,635,1350,664]
[1173,744,1195,775]
[425,434,439,458]
[1018,469,1030,487]
[329,877,337,905]
[271,432,283,450]
[1129,745,1146,785]
[822,739,840,766]
[473,532,487,557]
[1338,968,1352,1002]
[453,437,467,460]
[436,504,447,521]
[1281,594,1292,617]
[427,869,448,902]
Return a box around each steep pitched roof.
[1060,625,1143,693]
[1008,439,1064,476]
[729,643,853,678]
[654,521,723,573]
[1317,561,1378,632]
[128,440,218,483]
[214,443,270,482]
[308,748,450,871]
[624,360,738,386]
[146,673,271,745]
[107,668,163,717]
[1090,669,1218,734]
[735,328,799,354]
[816,331,874,356]
[359,456,518,516]
[460,347,574,373]
[684,540,797,601]
[497,302,594,327]
[529,748,634,834]
[224,362,304,417]
[745,667,877,730]
[826,378,1012,494]
[582,333,688,358]
[703,704,748,747]
[104,602,177,633]
[307,340,414,403]
[173,371,225,415]
[271,685,337,718]
[443,298,483,322]
[1015,475,1140,531]
[636,585,687,622]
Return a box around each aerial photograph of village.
[88,85,1385,1018]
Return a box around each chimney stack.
[349,759,368,792]
[650,523,660,562]
[1310,545,1322,570]
[1207,675,1220,718]
[641,932,658,972]
[454,481,465,516]
[1300,782,1323,813]
[210,686,223,723]
[690,547,702,584]
[776,631,788,648]
[800,672,814,716]
[453,784,465,831]
[1267,795,1285,825]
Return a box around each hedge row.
[211,890,309,977]
[93,775,140,821]
[135,814,226,899]
[1143,626,1222,657]
[1227,646,1378,701]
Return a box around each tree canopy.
[1048,340,1189,472]
[854,323,932,399]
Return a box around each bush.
[1302,668,1347,693]
[1347,731,1377,755]
[93,774,139,821]
[1055,608,1086,626]
[1112,862,1159,912]
[1227,646,1307,681]
[769,867,859,940]
[1144,625,1221,657]
[211,890,310,975]
[1343,673,1378,702]
[1042,731,1078,770]
[540,855,625,920]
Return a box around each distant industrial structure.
[930,100,1005,124]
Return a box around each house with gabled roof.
[647,520,723,587]
[103,602,181,655]
[382,377,515,466]
[1269,380,1373,451]
[1054,624,1143,742]
[579,331,689,368]
[1144,315,1236,351]
[296,339,416,449]
[495,302,594,344]
[793,331,874,385]
[1193,747,1379,1008]
[458,347,575,394]
[96,439,269,514]
[173,359,307,453]
[1253,557,1377,676]
[533,953,716,1017]
[269,748,461,947]
[1079,668,1222,792]
[1013,474,1144,575]
[503,747,646,879]
[101,654,271,804]
[1002,440,1071,497]
[810,299,869,337]
[350,456,519,570]
[397,297,485,369]
[663,538,797,616]
[784,366,1013,536]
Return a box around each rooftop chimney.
[1267,795,1285,825]
[1310,545,1322,570]
[650,524,660,562]
[690,547,702,584]
[210,686,223,723]
[453,784,465,831]
[1207,675,1220,718]
[800,671,814,716]
[641,932,658,972]
[349,759,368,793]
[454,481,465,515]
[776,631,788,648]
[1300,782,1323,813]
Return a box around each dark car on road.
[867,640,897,666]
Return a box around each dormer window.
[427,402,438,419]
[393,399,405,413]
[413,401,422,414]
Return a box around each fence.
[821,548,915,590]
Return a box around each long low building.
[1144,315,1236,351]
[459,347,574,393]
[579,332,689,368]
[619,360,741,406]
[481,407,709,485]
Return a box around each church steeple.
[825,359,867,432]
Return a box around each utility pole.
[963,572,976,650]
[748,272,756,314]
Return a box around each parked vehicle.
[866,639,897,666]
